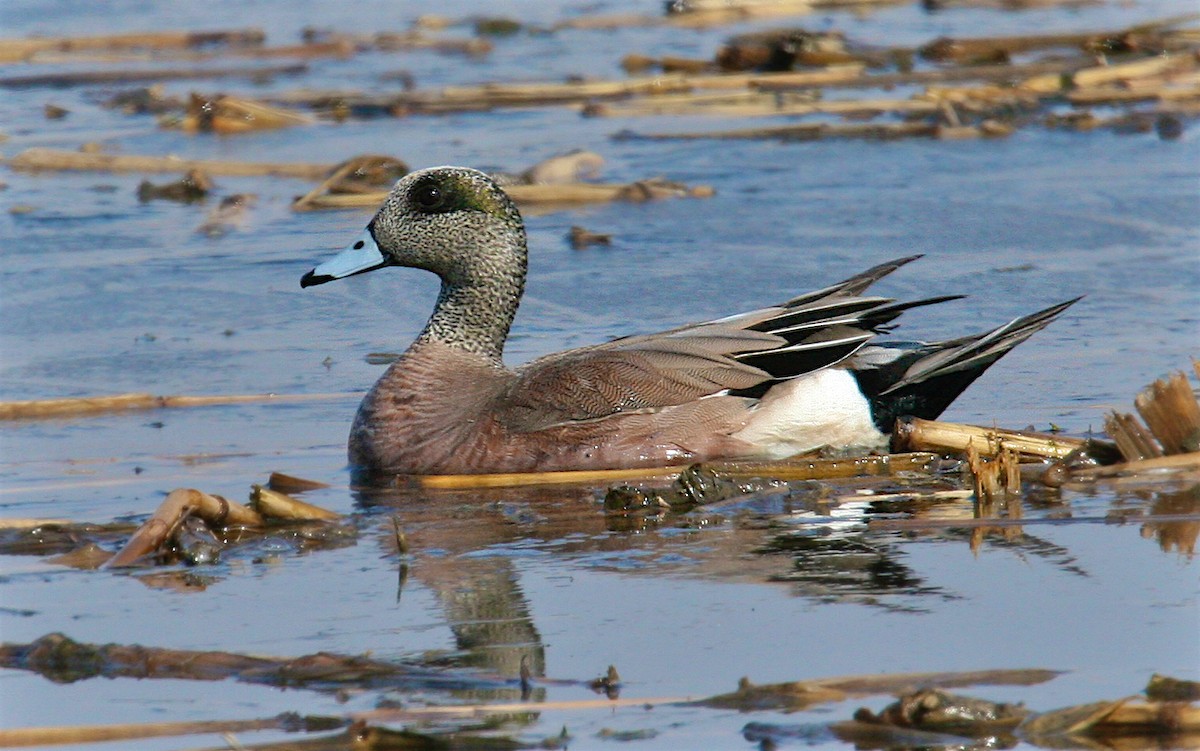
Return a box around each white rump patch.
[731,368,885,459]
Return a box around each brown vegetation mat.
[1,14,1194,180]
[0,634,1194,751]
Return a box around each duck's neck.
[412,235,525,362]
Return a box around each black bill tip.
[300,270,333,289]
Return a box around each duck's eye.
[413,183,446,212]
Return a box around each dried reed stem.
[5,148,331,179]
[1134,371,1200,455]
[250,485,339,521]
[893,417,1085,459]
[415,452,936,489]
[0,63,306,88]
[1069,452,1200,481]
[294,181,710,211]
[0,391,354,420]
[0,29,265,63]
[1105,411,1164,461]
[103,488,263,568]
[0,717,281,748]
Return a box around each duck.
[301,166,1077,478]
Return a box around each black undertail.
[853,298,1082,431]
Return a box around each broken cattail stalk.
[5,148,332,179]
[266,472,330,493]
[0,391,355,420]
[968,444,1001,508]
[1105,411,1165,461]
[1134,371,1200,454]
[1092,700,1200,731]
[967,446,1022,506]
[103,488,263,569]
[893,417,1086,460]
[249,485,340,521]
[1004,448,1022,492]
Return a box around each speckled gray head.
[301,166,525,287]
[301,166,530,360]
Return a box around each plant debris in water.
[0,642,1192,750]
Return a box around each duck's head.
[301,166,526,290]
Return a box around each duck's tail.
[851,297,1082,431]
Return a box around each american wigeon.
[302,166,1076,477]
